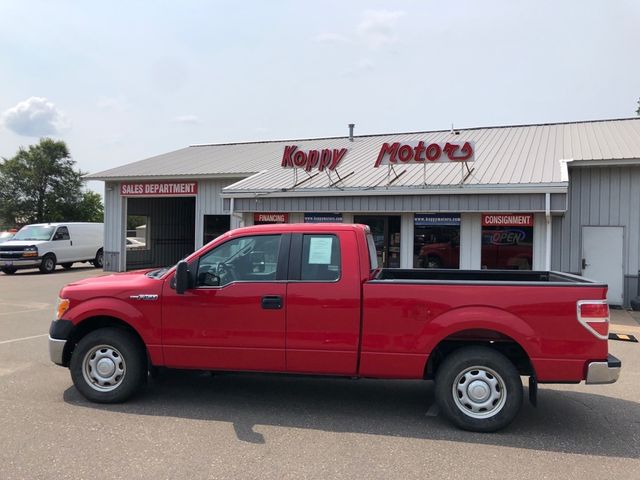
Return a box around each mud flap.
[528,376,538,407]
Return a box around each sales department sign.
[374,141,475,167]
[120,182,198,196]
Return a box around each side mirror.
[175,260,190,294]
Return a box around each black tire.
[70,328,146,403]
[1,267,17,275]
[61,263,73,270]
[93,249,103,268]
[435,346,523,432]
[425,255,442,269]
[39,253,57,273]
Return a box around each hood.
[0,240,47,247]
[65,269,155,287]
[60,268,164,302]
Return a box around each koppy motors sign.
[374,141,475,167]
[280,140,474,171]
[281,145,348,172]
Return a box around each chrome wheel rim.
[44,258,54,270]
[452,366,506,419]
[96,252,103,267]
[82,344,126,392]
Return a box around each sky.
[1,0,639,194]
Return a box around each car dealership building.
[86,118,640,306]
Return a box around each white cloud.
[173,115,200,125]
[356,10,406,48]
[314,32,351,44]
[1,97,70,137]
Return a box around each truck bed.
[372,269,604,286]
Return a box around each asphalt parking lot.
[0,267,639,479]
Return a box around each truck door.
[161,233,289,371]
[285,231,361,375]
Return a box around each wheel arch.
[62,315,148,367]
[424,328,535,380]
[421,306,538,380]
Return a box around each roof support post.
[545,192,552,271]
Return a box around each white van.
[0,222,104,274]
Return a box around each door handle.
[261,295,283,309]
[582,258,589,270]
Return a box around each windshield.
[146,267,170,278]
[13,225,55,241]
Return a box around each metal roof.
[86,118,640,195]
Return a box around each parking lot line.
[0,334,47,345]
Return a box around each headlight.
[56,298,70,320]
[22,246,38,257]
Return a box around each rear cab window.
[366,230,379,271]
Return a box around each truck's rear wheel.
[70,328,146,403]
[93,249,103,268]
[435,346,522,432]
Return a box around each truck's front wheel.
[435,346,522,432]
[70,328,146,403]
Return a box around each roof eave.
[221,182,568,198]
[83,172,258,182]
[569,158,640,167]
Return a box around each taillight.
[577,300,609,340]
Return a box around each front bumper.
[586,354,621,384]
[48,337,66,365]
[0,258,42,268]
[48,319,74,366]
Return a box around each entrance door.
[353,215,401,268]
[582,226,624,305]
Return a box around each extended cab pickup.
[49,224,621,432]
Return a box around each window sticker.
[308,236,333,264]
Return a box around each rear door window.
[300,234,341,281]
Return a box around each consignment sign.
[482,214,533,227]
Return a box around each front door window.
[196,234,281,287]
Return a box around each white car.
[126,237,146,250]
[0,222,104,274]
[0,231,15,244]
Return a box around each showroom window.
[126,215,150,251]
[481,214,533,270]
[203,215,230,245]
[413,214,461,269]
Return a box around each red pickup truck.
[49,224,620,432]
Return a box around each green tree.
[0,138,103,225]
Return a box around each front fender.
[65,297,156,346]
